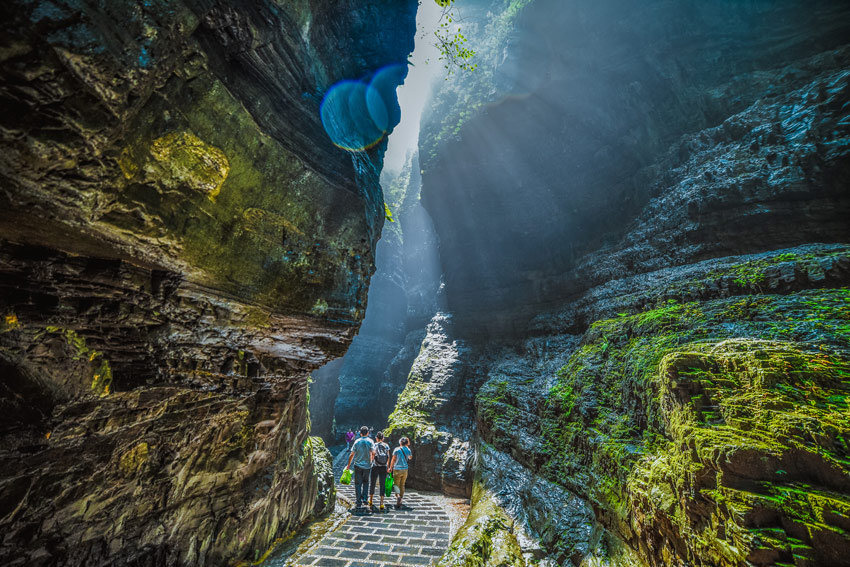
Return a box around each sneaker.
[368,498,373,507]
[379,504,385,511]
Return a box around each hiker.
[388,436,413,509]
[368,427,375,440]
[345,428,355,450]
[368,431,390,511]
[344,426,374,509]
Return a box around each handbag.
[384,473,394,497]
[340,468,352,485]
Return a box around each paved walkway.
[292,450,452,567]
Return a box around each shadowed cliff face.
[0,0,415,565]
[420,0,850,337]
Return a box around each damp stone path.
[293,450,452,567]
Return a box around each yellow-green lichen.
[385,378,439,440]
[117,146,140,179]
[239,208,306,247]
[310,299,328,316]
[2,313,20,332]
[149,131,230,200]
[119,442,150,475]
[436,477,525,567]
[34,327,113,396]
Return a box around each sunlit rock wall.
[415,0,850,565]
[385,311,479,497]
[0,0,415,565]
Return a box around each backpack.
[374,442,389,466]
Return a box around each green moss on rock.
[436,479,525,567]
[477,283,850,566]
[385,378,441,440]
[148,131,230,200]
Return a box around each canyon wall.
[394,0,850,565]
[420,0,850,337]
[0,1,415,565]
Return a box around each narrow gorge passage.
[1,1,850,567]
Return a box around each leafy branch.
[432,0,477,75]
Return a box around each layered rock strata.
[0,1,415,565]
[420,0,850,337]
[406,0,850,565]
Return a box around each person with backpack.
[388,436,413,509]
[344,426,374,510]
[368,431,390,511]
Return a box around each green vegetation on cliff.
[420,0,536,171]
[436,474,525,567]
[386,377,440,439]
[477,280,850,566]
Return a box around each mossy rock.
[436,480,525,567]
[477,284,850,566]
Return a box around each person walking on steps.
[388,436,413,509]
[344,426,374,510]
[345,428,355,450]
[368,431,390,511]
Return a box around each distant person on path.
[345,428,355,450]
[369,431,390,511]
[345,426,374,510]
[368,427,375,440]
[388,436,413,509]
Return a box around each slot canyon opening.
[1,0,850,566]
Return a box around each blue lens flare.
[367,64,407,134]
[321,64,408,152]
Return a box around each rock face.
[420,0,850,337]
[408,0,850,565]
[385,312,478,497]
[308,357,344,442]
[0,1,416,566]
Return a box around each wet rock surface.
[0,1,416,565]
[405,0,850,565]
